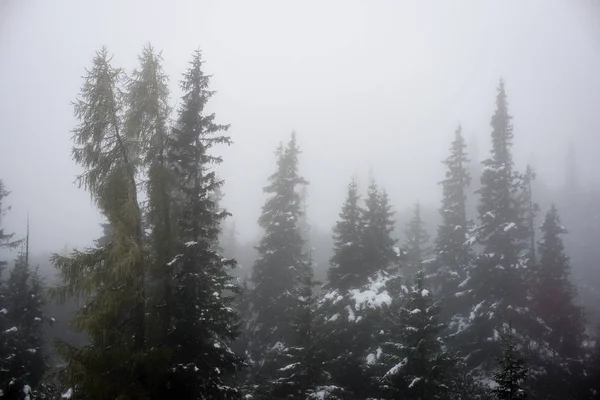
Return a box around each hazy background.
[1,0,599,255]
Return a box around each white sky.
[1,0,599,253]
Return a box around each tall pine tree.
[434,125,473,332]
[458,79,541,374]
[162,49,244,399]
[248,132,310,389]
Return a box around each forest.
[1,42,600,400]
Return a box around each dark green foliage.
[50,47,148,399]
[490,324,528,400]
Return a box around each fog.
[1,0,599,254]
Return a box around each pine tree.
[533,205,584,359]
[162,49,244,399]
[404,202,430,280]
[248,133,310,387]
[2,225,48,398]
[318,180,399,398]
[490,323,528,400]
[459,79,540,372]
[126,44,174,360]
[375,270,458,399]
[50,48,148,399]
[434,125,472,328]
[361,181,398,277]
[328,177,363,290]
[271,261,326,399]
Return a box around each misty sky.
[1,0,599,254]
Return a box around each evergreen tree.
[328,177,363,290]
[126,44,174,359]
[533,205,584,359]
[271,261,326,399]
[318,180,399,398]
[434,125,472,327]
[162,49,244,399]
[50,47,148,399]
[458,79,541,373]
[490,323,528,400]
[361,181,398,277]
[2,226,47,398]
[375,270,458,399]
[404,202,430,280]
[248,133,310,387]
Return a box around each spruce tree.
[375,270,458,399]
[50,48,148,399]
[533,205,584,359]
[2,227,47,397]
[162,49,243,399]
[404,202,430,280]
[271,261,326,399]
[434,125,472,328]
[248,132,310,388]
[490,323,528,400]
[459,79,540,372]
[328,177,363,291]
[361,181,398,277]
[318,180,399,398]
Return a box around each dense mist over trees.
[2,1,600,399]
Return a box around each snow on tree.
[162,48,244,399]
[271,260,330,399]
[456,79,545,374]
[490,322,528,400]
[432,125,474,333]
[317,179,400,397]
[372,270,460,399]
[247,132,311,389]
